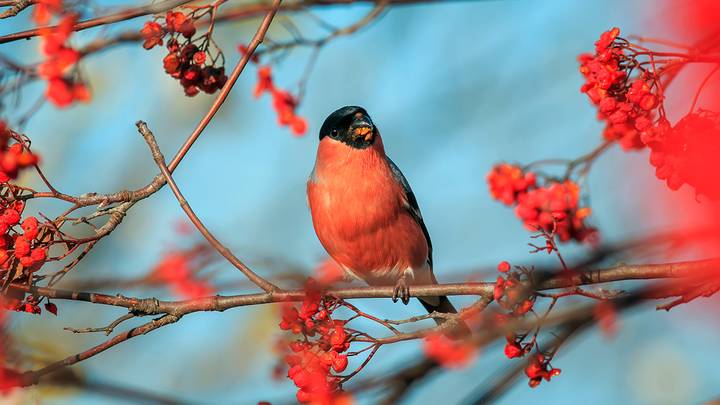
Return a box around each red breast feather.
[307,135,429,283]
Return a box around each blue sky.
[2,0,719,404]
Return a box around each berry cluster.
[0,202,48,275]
[150,244,215,299]
[422,333,476,368]
[0,125,51,316]
[579,27,720,198]
[504,333,532,359]
[9,215,47,268]
[279,279,352,404]
[2,294,56,316]
[37,14,90,107]
[486,163,536,205]
[515,181,595,243]
[0,123,39,183]
[579,27,661,150]
[239,45,308,136]
[141,11,228,97]
[487,164,595,243]
[492,260,563,388]
[492,261,535,317]
[644,112,720,199]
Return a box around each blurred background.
[2,0,720,403]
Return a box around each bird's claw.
[392,277,411,305]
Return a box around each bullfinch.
[307,105,461,325]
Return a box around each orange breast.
[307,137,428,281]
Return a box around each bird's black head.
[319,106,376,149]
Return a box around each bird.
[307,105,463,328]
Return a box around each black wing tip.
[384,157,433,267]
[419,296,471,337]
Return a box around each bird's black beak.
[349,112,374,142]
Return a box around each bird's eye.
[330,129,339,138]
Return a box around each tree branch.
[6,257,718,388]
[9,258,718,315]
[0,0,477,45]
[0,0,195,44]
[0,0,35,19]
[136,120,279,292]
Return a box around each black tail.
[418,296,471,337]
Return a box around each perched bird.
[307,105,461,325]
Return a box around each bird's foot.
[392,277,411,305]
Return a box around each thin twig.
[64,313,136,336]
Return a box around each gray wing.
[385,157,433,269]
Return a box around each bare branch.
[0,0,35,19]
[0,0,195,44]
[136,120,279,292]
[9,257,718,316]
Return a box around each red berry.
[184,85,199,97]
[178,20,196,38]
[504,342,523,358]
[30,247,47,262]
[497,261,511,273]
[44,302,58,315]
[2,209,20,225]
[332,355,348,372]
[14,236,31,257]
[515,299,534,315]
[163,53,180,74]
[493,276,506,301]
[140,21,165,50]
[193,51,206,65]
